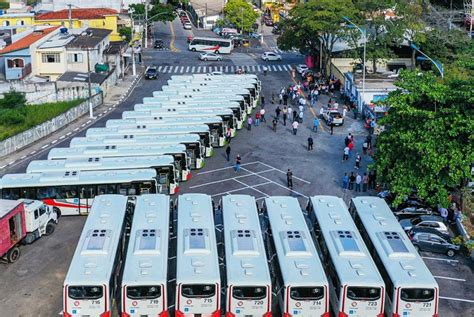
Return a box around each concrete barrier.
[0,93,103,158]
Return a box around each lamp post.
[343,17,366,113]
[85,47,95,119]
[410,43,444,78]
[144,0,148,48]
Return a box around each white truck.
[21,199,58,245]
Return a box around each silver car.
[261,51,282,61]
[199,53,222,61]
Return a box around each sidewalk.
[0,66,145,174]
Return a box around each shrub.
[0,109,26,125]
[0,90,27,109]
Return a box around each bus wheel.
[7,247,20,263]
[191,48,196,52]
[45,222,56,236]
[53,207,61,218]
[215,50,220,54]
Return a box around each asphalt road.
[0,18,472,317]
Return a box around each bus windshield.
[181,284,215,298]
[290,286,325,301]
[68,286,103,300]
[400,288,435,302]
[232,286,266,300]
[127,285,161,299]
[347,287,381,301]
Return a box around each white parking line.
[157,66,162,71]
[66,132,72,136]
[211,181,273,197]
[257,161,311,183]
[190,168,275,189]
[51,139,58,144]
[59,135,66,140]
[191,66,195,72]
[30,150,36,154]
[422,256,459,263]
[87,120,92,124]
[277,65,282,71]
[180,66,184,73]
[8,160,15,165]
[197,161,260,175]
[41,144,48,149]
[434,276,466,282]
[440,296,474,303]
[197,66,201,73]
[20,155,27,160]
[185,66,189,72]
[0,165,6,169]
[257,65,261,72]
[73,128,79,132]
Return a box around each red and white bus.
[188,36,233,54]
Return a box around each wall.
[0,92,103,158]
[330,57,412,74]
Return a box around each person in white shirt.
[319,107,324,118]
[343,106,347,118]
[343,146,349,161]
[355,174,362,191]
[292,120,299,135]
[260,108,266,122]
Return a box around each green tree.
[224,0,259,33]
[277,0,356,75]
[119,27,132,42]
[375,70,474,207]
[0,90,27,109]
[128,3,145,14]
[148,4,175,22]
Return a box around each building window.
[7,58,25,68]
[16,20,25,26]
[68,53,83,63]
[42,53,60,63]
[2,21,10,27]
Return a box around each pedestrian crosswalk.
[269,46,300,54]
[156,64,293,74]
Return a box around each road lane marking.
[257,65,261,71]
[434,276,466,282]
[169,21,179,52]
[277,65,282,71]
[257,161,311,184]
[174,66,179,72]
[191,66,195,72]
[190,168,274,189]
[422,256,459,263]
[41,145,48,149]
[197,66,201,73]
[440,296,474,303]
[185,66,189,72]
[158,66,162,71]
[51,139,58,144]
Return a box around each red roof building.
[35,8,118,21]
[0,26,59,55]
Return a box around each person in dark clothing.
[272,118,277,131]
[292,110,297,122]
[283,94,288,105]
[286,169,293,189]
[349,172,356,190]
[307,135,314,150]
[283,112,287,125]
[275,106,281,119]
[225,145,231,161]
[330,122,334,135]
[261,95,265,107]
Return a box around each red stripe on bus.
[341,285,347,313]
[43,199,88,209]
[228,285,232,313]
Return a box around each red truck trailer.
[0,199,26,263]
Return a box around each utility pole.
[144,0,148,48]
[67,3,72,30]
[86,48,95,119]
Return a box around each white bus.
[122,108,237,138]
[26,156,179,195]
[176,194,221,317]
[85,125,214,157]
[221,195,272,317]
[121,194,171,317]
[262,196,330,317]
[188,36,233,54]
[169,74,261,93]
[69,134,205,169]
[135,101,245,130]
[47,144,192,181]
[0,169,157,216]
[307,196,386,317]
[350,197,439,317]
[105,117,227,148]
[63,195,129,317]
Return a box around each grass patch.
[0,99,84,141]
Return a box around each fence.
[0,93,103,158]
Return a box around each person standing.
[247,116,253,130]
[349,172,355,190]
[343,146,349,161]
[348,140,354,158]
[283,93,288,106]
[313,117,319,132]
[261,95,265,107]
[298,111,304,123]
[292,120,299,135]
[282,106,288,125]
[286,169,293,189]
[292,110,298,123]
[362,140,368,155]
[355,173,362,192]
[225,127,232,144]
[225,145,231,161]
[307,135,314,150]
[355,153,361,169]
[319,107,324,119]
[234,154,241,172]
[255,111,261,126]
[275,106,281,119]
[288,106,293,121]
[279,91,283,105]
[329,119,334,135]
[342,173,349,189]
[362,173,368,192]
[272,118,277,131]
[439,205,449,222]
[259,108,266,122]
[271,93,275,104]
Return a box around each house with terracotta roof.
[0,26,59,80]
[34,8,120,41]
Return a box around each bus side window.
[21,188,36,199]
[97,184,107,195]
[80,185,96,199]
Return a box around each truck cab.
[20,199,58,245]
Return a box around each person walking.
[343,146,349,161]
[342,173,349,189]
[348,140,354,158]
[279,92,283,105]
[260,108,266,122]
[355,153,361,169]
[329,120,334,135]
[272,118,277,132]
[362,140,368,155]
[286,168,293,189]
[313,117,319,132]
[247,116,253,130]
[288,106,293,121]
[319,107,324,119]
[234,154,241,172]
[349,172,355,190]
[255,111,261,126]
[307,135,314,150]
[283,93,288,106]
[292,110,298,123]
[261,95,265,107]
[271,93,275,104]
[292,120,299,135]
[275,106,281,119]
[225,145,231,161]
[298,111,304,123]
[355,173,362,192]
[362,173,368,192]
[282,106,288,125]
[368,170,375,190]
[225,127,232,144]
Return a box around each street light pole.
[144,0,148,48]
[410,43,444,78]
[86,47,95,119]
[343,17,366,113]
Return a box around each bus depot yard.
[0,73,472,317]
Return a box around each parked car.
[154,39,164,49]
[323,109,344,126]
[399,215,449,235]
[410,228,459,257]
[183,22,192,30]
[296,64,308,74]
[261,51,282,61]
[145,66,158,79]
[393,206,433,220]
[199,52,222,61]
